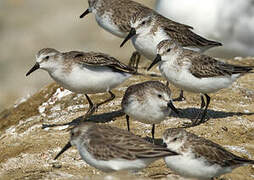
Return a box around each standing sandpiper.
[26,48,136,118]
[121,81,179,140]
[119,7,222,101]
[79,0,152,69]
[54,122,178,172]
[163,128,254,179]
[148,40,253,126]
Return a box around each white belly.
[95,13,127,38]
[76,144,158,172]
[159,62,239,94]
[123,98,170,124]
[132,35,156,60]
[164,155,231,180]
[50,65,131,94]
[132,27,178,60]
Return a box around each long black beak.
[26,62,40,76]
[80,9,90,18]
[147,54,161,71]
[120,28,136,47]
[54,141,72,160]
[167,100,179,115]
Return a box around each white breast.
[159,59,240,94]
[132,28,169,60]
[123,97,170,124]
[95,12,126,38]
[50,65,131,94]
[164,153,231,180]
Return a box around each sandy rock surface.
[1,58,254,180]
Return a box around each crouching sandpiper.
[54,122,178,172]
[121,81,179,140]
[163,128,254,180]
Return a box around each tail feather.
[189,31,223,47]
[233,156,254,165]
[231,65,254,74]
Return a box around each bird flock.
[25,0,254,179]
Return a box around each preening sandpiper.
[54,122,178,172]
[121,81,179,140]
[163,128,254,180]
[148,40,253,126]
[26,48,136,120]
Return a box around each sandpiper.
[54,122,178,172]
[163,128,254,180]
[119,7,222,101]
[121,81,179,140]
[148,40,253,126]
[79,0,152,70]
[26,48,136,118]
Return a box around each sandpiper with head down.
[163,128,254,180]
[119,7,222,101]
[26,48,136,121]
[121,81,179,141]
[54,122,178,172]
[148,40,253,126]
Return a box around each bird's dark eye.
[45,56,49,60]
[167,48,171,52]
[71,132,74,136]
[158,94,162,98]
[141,20,146,25]
[172,137,177,142]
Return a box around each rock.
[0,61,254,179]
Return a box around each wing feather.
[63,51,135,74]
[86,124,177,161]
[184,51,253,78]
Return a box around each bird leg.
[126,114,130,131]
[84,94,96,117]
[95,91,115,108]
[183,94,210,128]
[86,91,115,113]
[128,51,141,71]
[199,94,210,124]
[165,81,185,102]
[151,124,155,143]
[41,92,115,129]
[173,90,186,102]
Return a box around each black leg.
[126,115,130,131]
[96,91,115,108]
[84,94,96,116]
[183,94,207,128]
[165,81,185,102]
[173,90,186,102]
[128,51,141,71]
[199,94,210,123]
[191,94,206,126]
[42,92,115,129]
[135,53,140,70]
[151,124,155,143]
